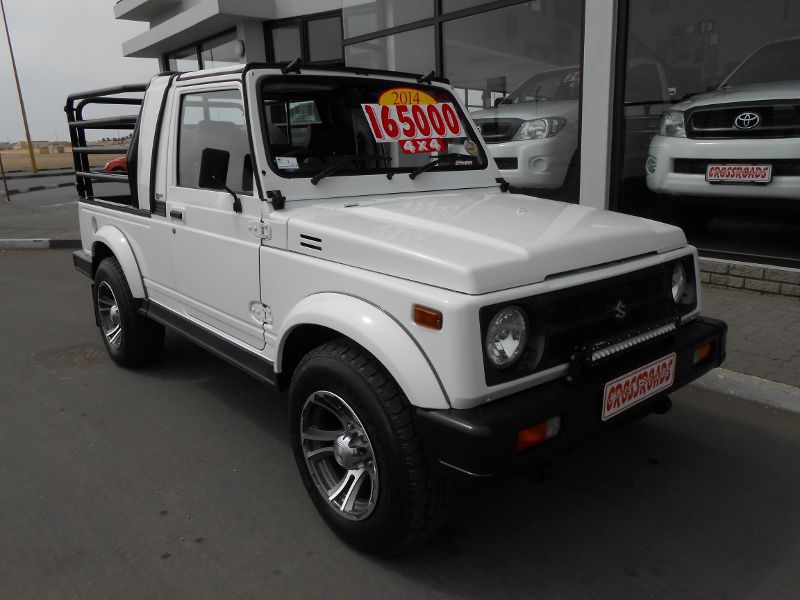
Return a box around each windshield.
[502,68,582,104]
[260,76,486,179]
[725,39,800,87]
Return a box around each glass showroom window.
[271,24,303,63]
[307,16,344,63]
[268,14,344,65]
[344,27,435,74]
[167,46,201,72]
[343,0,433,39]
[167,31,240,71]
[614,0,800,265]
[445,0,584,203]
[200,31,240,69]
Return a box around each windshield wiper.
[408,153,474,180]
[310,154,391,185]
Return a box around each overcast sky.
[0,0,157,143]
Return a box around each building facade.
[116,0,800,270]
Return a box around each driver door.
[165,86,265,350]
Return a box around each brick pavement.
[701,285,800,388]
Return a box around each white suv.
[67,63,726,555]
[647,37,800,230]
[471,67,582,196]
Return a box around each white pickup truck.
[647,37,800,232]
[67,63,726,555]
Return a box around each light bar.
[590,322,677,363]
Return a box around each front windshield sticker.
[275,156,299,170]
[400,139,444,154]
[378,87,437,106]
[361,86,464,145]
[361,102,464,142]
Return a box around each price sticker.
[361,87,464,149]
[399,138,445,154]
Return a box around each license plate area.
[602,353,676,421]
[705,163,772,184]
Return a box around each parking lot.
[0,248,798,599]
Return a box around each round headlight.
[671,263,687,303]
[485,306,528,369]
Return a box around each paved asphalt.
[0,184,122,240]
[1,186,80,239]
[1,249,799,599]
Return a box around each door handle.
[169,209,184,220]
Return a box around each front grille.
[494,157,518,170]
[474,118,523,143]
[673,158,800,177]
[687,101,800,139]
[479,258,696,386]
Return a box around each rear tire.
[289,339,452,556]
[94,257,164,367]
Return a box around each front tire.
[94,257,164,367]
[289,339,452,555]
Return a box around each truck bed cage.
[65,84,147,201]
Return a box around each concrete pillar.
[238,20,267,63]
[579,0,619,210]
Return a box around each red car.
[103,156,127,173]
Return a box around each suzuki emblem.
[734,112,760,129]
[612,300,628,321]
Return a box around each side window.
[177,89,252,193]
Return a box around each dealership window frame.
[264,10,345,66]
[607,0,800,268]
[163,29,239,72]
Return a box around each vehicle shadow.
[133,333,799,599]
[370,397,800,599]
[137,331,291,440]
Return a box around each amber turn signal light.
[693,342,713,365]
[516,416,561,452]
[412,304,443,330]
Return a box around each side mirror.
[705,77,722,92]
[198,148,242,213]
[198,148,230,190]
[494,97,507,108]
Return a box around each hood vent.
[299,234,322,251]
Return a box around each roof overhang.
[120,0,284,58]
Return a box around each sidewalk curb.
[0,239,81,250]
[2,181,74,197]
[2,170,74,180]
[692,368,800,414]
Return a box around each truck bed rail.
[65,84,147,202]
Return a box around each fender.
[93,225,146,298]
[277,293,449,410]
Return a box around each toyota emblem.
[734,112,760,129]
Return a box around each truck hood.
[674,80,800,111]
[285,190,686,295]
[471,99,578,121]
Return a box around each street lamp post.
[1,0,37,173]
[0,151,11,202]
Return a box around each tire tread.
[298,338,452,554]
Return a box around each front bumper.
[488,138,574,189]
[415,316,727,481]
[647,135,800,200]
